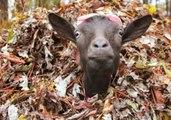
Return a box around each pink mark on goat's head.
[107,15,122,25]
[76,13,122,26]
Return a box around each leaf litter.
[0,0,171,119]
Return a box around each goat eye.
[74,30,80,38]
[119,29,124,36]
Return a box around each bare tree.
[170,0,171,17]
[143,0,148,4]
[166,0,168,16]
[0,0,8,24]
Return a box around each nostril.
[93,44,99,48]
[92,39,109,48]
[102,43,108,48]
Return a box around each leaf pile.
[0,0,171,119]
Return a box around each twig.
[0,52,25,64]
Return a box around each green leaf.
[160,61,171,77]
[135,56,148,69]
[8,25,17,44]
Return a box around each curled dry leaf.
[8,105,18,120]
[151,88,165,105]
[19,75,29,90]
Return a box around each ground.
[0,1,171,119]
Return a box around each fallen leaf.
[18,50,28,58]
[55,76,67,97]
[129,71,139,80]
[139,36,156,48]
[18,114,27,120]
[72,83,81,97]
[102,98,113,113]
[152,88,165,104]
[159,112,170,120]
[166,80,171,92]
[143,4,156,14]
[19,74,29,90]
[1,44,10,55]
[126,88,138,98]
[55,72,75,97]
[0,52,25,64]
[148,58,158,67]
[126,57,135,68]
[102,113,112,120]
[164,33,171,41]
[67,109,89,120]
[126,99,139,111]
[8,105,18,120]
[160,61,171,77]
[135,56,147,69]
[135,82,149,92]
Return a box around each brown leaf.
[151,88,165,104]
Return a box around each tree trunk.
[0,0,8,24]
[166,0,168,16]
[170,0,171,17]
[143,0,148,4]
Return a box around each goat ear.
[48,13,76,43]
[122,15,152,44]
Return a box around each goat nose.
[92,39,109,48]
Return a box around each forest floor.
[0,0,171,120]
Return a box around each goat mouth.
[88,55,114,66]
[88,55,113,60]
[87,56,114,71]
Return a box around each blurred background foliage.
[0,0,171,26]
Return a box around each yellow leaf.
[107,86,114,95]
[102,98,112,113]
[159,112,170,120]
[135,56,147,69]
[113,0,120,6]
[143,4,156,14]
[168,104,171,109]
[8,26,14,42]
[18,114,27,120]
[160,61,171,77]
[48,82,56,90]
[126,100,139,110]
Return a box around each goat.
[48,13,152,97]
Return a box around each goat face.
[48,13,152,97]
